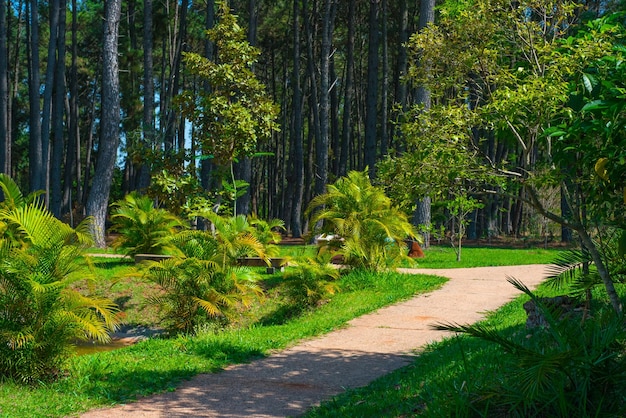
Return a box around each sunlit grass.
[305,283,626,417]
[0,246,567,417]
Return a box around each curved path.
[81,264,548,418]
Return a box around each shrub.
[142,229,264,334]
[306,169,419,271]
[0,176,120,383]
[281,254,340,309]
[435,278,626,416]
[109,192,187,257]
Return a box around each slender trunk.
[315,0,335,196]
[391,0,409,149]
[27,0,43,192]
[413,0,435,247]
[380,0,389,157]
[63,0,80,217]
[0,0,8,174]
[235,0,258,215]
[200,0,216,194]
[339,0,355,177]
[290,0,304,237]
[42,0,61,204]
[164,0,188,153]
[304,3,321,197]
[50,0,67,218]
[86,0,122,247]
[364,0,379,178]
[138,0,154,191]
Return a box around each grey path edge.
[79,264,548,418]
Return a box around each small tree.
[177,1,279,214]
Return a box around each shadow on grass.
[69,336,266,406]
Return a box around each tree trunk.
[235,0,259,216]
[413,0,435,247]
[413,196,431,248]
[200,0,216,194]
[315,0,335,197]
[0,0,8,175]
[380,0,389,157]
[364,0,379,177]
[290,0,304,237]
[338,0,355,177]
[50,0,67,218]
[135,0,154,191]
[304,2,321,199]
[86,0,122,248]
[41,0,61,204]
[27,0,43,192]
[391,0,409,149]
[63,0,80,220]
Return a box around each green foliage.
[148,169,207,217]
[177,0,279,167]
[191,211,268,267]
[109,192,187,257]
[281,254,340,309]
[248,215,285,257]
[0,179,120,383]
[434,278,626,416]
[141,233,263,335]
[307,170,418,271]
[141,212,271,334]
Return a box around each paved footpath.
[81,264,548,418]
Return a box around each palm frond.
[544,249,592,289]
[0,174,25,209]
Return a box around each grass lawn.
[0,245,564,417]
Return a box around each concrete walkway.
[81,264,548,418]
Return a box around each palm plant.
[306,169,419,271]
[434,278,626,416]
[281,254,340,309]
[248,215,285,257]
[109,192,187,257]
[142,230,264,334]
[0,180,120,382]
[192,210,268,267]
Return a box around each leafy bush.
[436,278,626,416]
[109,192,187,257]
[281,255,340,309]
[142,225,265,334]
[248,215,285,257]
[307,169,419,271]
[0,175,120,383]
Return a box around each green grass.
[412,245,561,268]
[304,283,626,417]
[0,246,566,417]
[0,267,446,417]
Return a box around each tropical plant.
[142,230,264,334]
[434,278,626,416]
[281,254,340,309]
[0,177,120,383]
[306,169,418,271]
[109,192,187,257]
[248,215,285,257]
[191,210,268,268]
